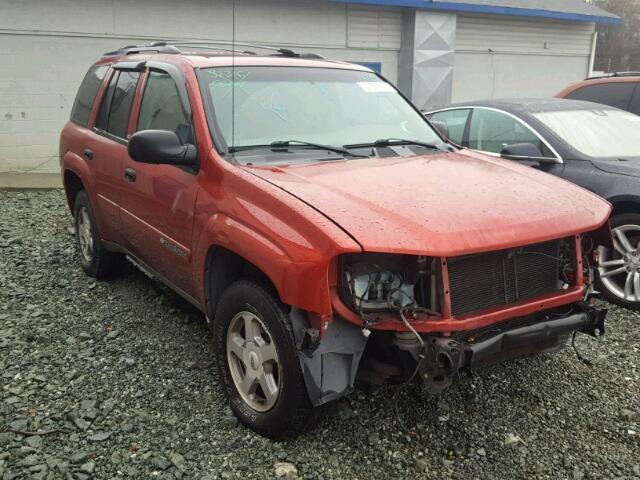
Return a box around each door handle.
[124,167,137,182]
[83,148,94,161]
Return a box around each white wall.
[451,14,595,104]
[452,52,591,102]
[0,0,401,174]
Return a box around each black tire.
[73,190,125,279]
[213,280,324,439]
[596,212,640,312]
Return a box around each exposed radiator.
[447,239,565,317]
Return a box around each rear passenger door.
[83,65,141,244]
[118,65,200,296]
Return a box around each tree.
[593,0,640,72]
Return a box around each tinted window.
[95,72,117,132]
[565,82,635,111]
[138,71,193,144]
[108,72,139,138]
[428,109,471,145]
[629,83,640,115]
[70,65,108,126]
[95,71,139,139]
[468,108,555,158]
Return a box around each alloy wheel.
[226,311,281,412]
[598,224,640,302]
[77,206,94,263]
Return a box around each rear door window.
[468,108,555,158]
[70,65,108,127]
[95,70,140,139]
[565,82,635,111]
[428,109,471,145]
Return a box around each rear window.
[565,82,635,111]
[70,65,108,127]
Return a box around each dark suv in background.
[556,72,640,115]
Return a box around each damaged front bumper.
[401,303,607,395]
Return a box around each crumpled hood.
[245,151,611,256]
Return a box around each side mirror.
[500,143,550,162]
[431,120,450,139]
[128,130,198,167]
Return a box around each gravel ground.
[1,190,639,480]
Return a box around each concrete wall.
[451,14,595,104]
[0,0,401,177]
[452,52,591,102]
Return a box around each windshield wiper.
[344,138,444,150]
[229,140,369,158]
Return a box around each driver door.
[118,67,200,296]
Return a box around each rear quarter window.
[565,82,635,111]
[70,65,108,127]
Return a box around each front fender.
[192,212,339,315]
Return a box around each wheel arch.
[610,199,640,218]
[63,169,85,212]
[204,245,281,320]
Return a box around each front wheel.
[597,212,640,311]
[213,281,325,439]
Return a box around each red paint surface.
[246,152,611,256]
[60,53,612,334]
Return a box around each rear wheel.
[213,281,324,439]
[74,190,124,279]
[597,213,640,311]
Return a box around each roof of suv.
[556,73,640,98]
[99,42,372,72]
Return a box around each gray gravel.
[1,190,639,480]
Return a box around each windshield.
[533,109,640,159]
[202,66,443,153]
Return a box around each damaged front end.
[293,229,609,406]
[392,302,606,395]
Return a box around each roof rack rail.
[103,43,182,56]
[103,41,324,59]
[585,71,640,80]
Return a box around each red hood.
[244,151,611,256]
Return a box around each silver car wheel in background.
[598,224,640,302]
[226,311,280,412]
[77,206,94,263]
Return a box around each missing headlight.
[340,253,439,315]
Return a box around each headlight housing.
[340,253,439,314]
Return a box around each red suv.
[60,42,611,439]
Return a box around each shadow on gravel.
[1,190,639,480]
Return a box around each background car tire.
[213,280,325,439]
[74,190,124,279]
[596,212,640,312]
